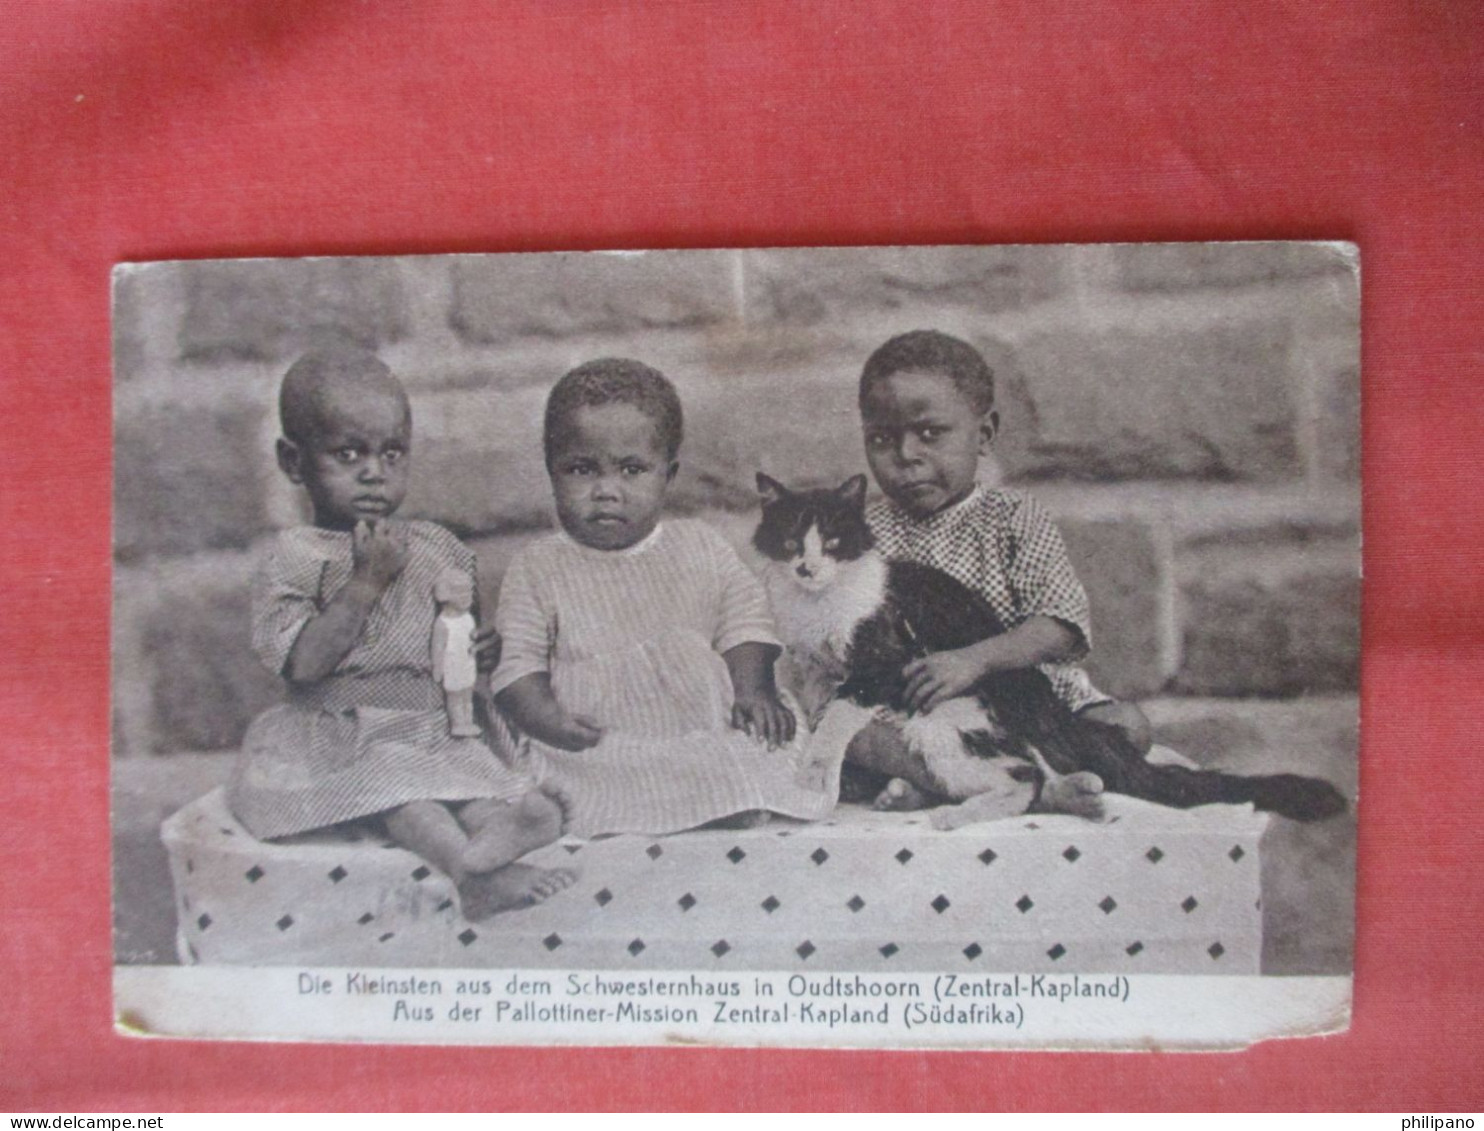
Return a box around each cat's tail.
[1247,773,1349,821]
[982,672,1349,823]
[1105,754,1347,821]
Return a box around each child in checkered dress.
[848,329,1152,811]
[227,348,575,919]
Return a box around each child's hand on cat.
[902,647,985,714]
[351,519,410,591]
[473,626,502,674]
[732,688,797,750]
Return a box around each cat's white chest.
[765,552,888,663]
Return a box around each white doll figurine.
[431,568,482,738]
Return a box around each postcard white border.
[116,967,1350,1050]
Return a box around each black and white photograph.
[111,242,1359,1047]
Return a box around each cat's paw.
[1036,771,1109,822]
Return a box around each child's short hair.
[279,347,407,445]
[859,330,995,416]
[543,358,684,465]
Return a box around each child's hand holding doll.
[473,627,502,674]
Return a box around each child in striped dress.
[227,348,575,919]
[490,358,840,837]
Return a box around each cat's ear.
[836,474,868,510]
[756,472,788,506]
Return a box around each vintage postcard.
[112,242,1359,1048]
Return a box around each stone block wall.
[112,243,1359,755]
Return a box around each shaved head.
[279,347,411,446]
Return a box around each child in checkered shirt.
[848,329,1152,811]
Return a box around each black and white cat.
[754,472,1348,825]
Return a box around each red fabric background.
[3,0,1481,1112]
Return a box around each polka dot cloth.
[167,787,1266,973]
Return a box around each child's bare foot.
[930,778,1037,831]
[461,791,563,874]
[457,862,577,921]
[872,777,932,812]
[1036,770,1108,821]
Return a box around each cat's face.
[754,473,874,592]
